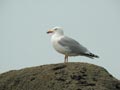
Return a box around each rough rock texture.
[0,62,120,90]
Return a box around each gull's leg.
[66,56,68,62]
[64,55,67,63]
[64,55,68,63]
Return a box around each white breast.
[51,35,70,55]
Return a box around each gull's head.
[47,27,64,35]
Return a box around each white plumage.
[47,27,99,63]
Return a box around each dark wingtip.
[94,55,99,58]
[82,53,100,59]
[89,53,99,58]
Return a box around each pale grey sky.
[0,0,120,79]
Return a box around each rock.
[0,62,120,90]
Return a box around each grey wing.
[58,36,89,54]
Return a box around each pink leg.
[66,56,68,62]
[64,55,68,63]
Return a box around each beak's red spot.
[47,30,53,34]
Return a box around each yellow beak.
[47,30,54,34]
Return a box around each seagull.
[47,27,99,63]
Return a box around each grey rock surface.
[0,62,120,90]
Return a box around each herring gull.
[47,27,99,63]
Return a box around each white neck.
[51,32,64,42]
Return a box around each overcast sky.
[0,0,120,79]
